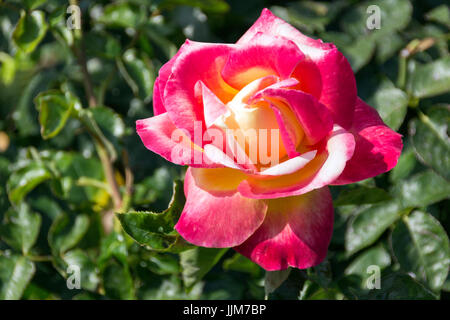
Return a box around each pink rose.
[136,9,402,270]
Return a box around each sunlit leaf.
[13,10,48,54]
[48,212,90,255]
[0,202,41,255]
[0,255,35,300]
[410,106,450,181]
[7,162,53,205]
[392,210,450,291]
[117,180,192,252]
[410,57,450,99]
[346,200,403,255]
[34,90,81,139]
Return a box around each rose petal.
[258,150,317,176]
[235,187,333,270]
[175,167,267,247]
[332,98,403,184]
[222,33,304,89]
[164,40,238,139]
[238,9,356,129]
[253,88,333,145]
[238,124,355,198]
[136,114,219,168]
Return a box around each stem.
[96,142,122,211]
[69,0,124,231]
[74,45,97,107]
[28,255,53,262]
[397,49,408,90]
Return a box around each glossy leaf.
[392,169,450,209]
[392,210,450,291]
[345,244,391,288]
[7,162,53,205]
[389,148,417,183]
[367,273,437,300]
[180,247,228,289]
[370,87,408,131]
[410,106,450,181]
[34,90,80,139]
[48,213,90,255]
[426,5,450,29]
[410,57,450,98]
[334,187,391,206]
[117,180,191,252]
[346,200,403,255]
[159,0,230,14]
[103,260,135,299]
[118,49,155,102]
[0,203,41,255]
[63,249,100,292]
[98,2,145,28]
[0,255,35,300]
[12,10,48,54]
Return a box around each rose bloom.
[137,9,402,270]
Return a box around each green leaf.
[98,2,145,29]
[340,0,412,39]
[392,169,450,208]
[63,249,100,292]
[118,49,155,102]
[90,106,125,152]
[49,151,106,205]
[117,180,192,252]
[12,10,48,54]
[370,87,408,131]
[391,210,450,291]
[0,52,16,85]
[48,213,90,255]
[77,108,118,162]
[180,247,228,289]
[98,232,128,270]
[346,200,403,255]
[0,255,35,300]
[341,37,375,72]
[34,90,80,139]
[367,273,437,300]
[24,0,47,10]
[375,32,404,64]
[84,31,121,60]
[147,253,180,275]
[425,4,450,28]
[223,253,262,277]
[345,244,391,288]
[410,106,450,181]
[48,6,74,46]
[0,203,41,255]
[102,260,135,299]
[271,1,346,34]
[144,27,177,60]
[159,0,230,14]
[410,57,450,98]
[334,187,391,206]
[7,162,53,205]
[389,148,417,183]
[264,268,292,296]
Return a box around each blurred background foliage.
[0,0,449,300]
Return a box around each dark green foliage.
[0,0,448,300]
